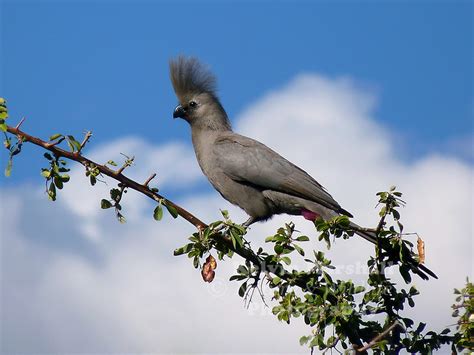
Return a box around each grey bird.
[169,56,436,279]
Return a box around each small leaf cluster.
[451,279,474,352]
[0,97,8,132]
[48,133,83,153]
[85,163,101,185]
[1,99,23,177]
[265,222,309,262]
[101,186,127,223]
[41,153,71,201]
[153,199,178,222]
[173,211,244,270]
[314,215,352,247]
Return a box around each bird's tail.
[349,221,378,244]
[349,222,438,280]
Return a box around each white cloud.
[1,74,472,353]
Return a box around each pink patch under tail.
[301,209,321,221]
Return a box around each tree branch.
[6,125,207,229]
[356,320,404,352]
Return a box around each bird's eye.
[189,101,197,108]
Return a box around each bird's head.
[169,56,231,131]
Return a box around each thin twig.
[322,337,340,354]
[46,137,65,147]
[376,214,386,235]
[116,154,134,175]
[356,320,404,352]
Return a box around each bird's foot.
[242,217,257,228]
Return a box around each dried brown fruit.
[417,236,425,264]
[206,255,217,270]
[201,254,217,282]
[201,262,215,282]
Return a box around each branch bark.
[6,125,207,229]
[356,320,404,352]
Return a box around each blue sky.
[1,0,472,187]
[1,1,473,353]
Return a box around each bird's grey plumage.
[213,134,353,217]
[169,56,350,224]
[169,56,436,280]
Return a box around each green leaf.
[43,152,53,160]
[281,256,291,265]
[110,188,121,201]
[117,212,126,224]
[0,123,7,132]
[238,282,247,297]
[54,175,63,189]
[153,204,163,221]
[101,199,112,209]
[230,229,244,249]
[415,322,426,334]
[4,158,12,177]
[41,169,51,178]
[107,160,117,166]
[274,244,284,254]
[173,243,194,256]
[49,133,63,140]
[66,135,81,151]
[294,244,305,256]
[164,202,178,218]
[48,182,56,201]
[299,336,310,346]
[296,235,310,242]
[236,265,248,275]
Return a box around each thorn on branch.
[116,154,134,175]
[79,130,92,151]
[143,173,157,187]
[15,117,26,130]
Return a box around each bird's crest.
[169,56,217,102]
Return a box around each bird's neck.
[191,124,228,147]
[191,128,222,174]
[190,112,232,132]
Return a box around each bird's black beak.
[173,104,186,119]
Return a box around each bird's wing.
[214,133,352,217]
